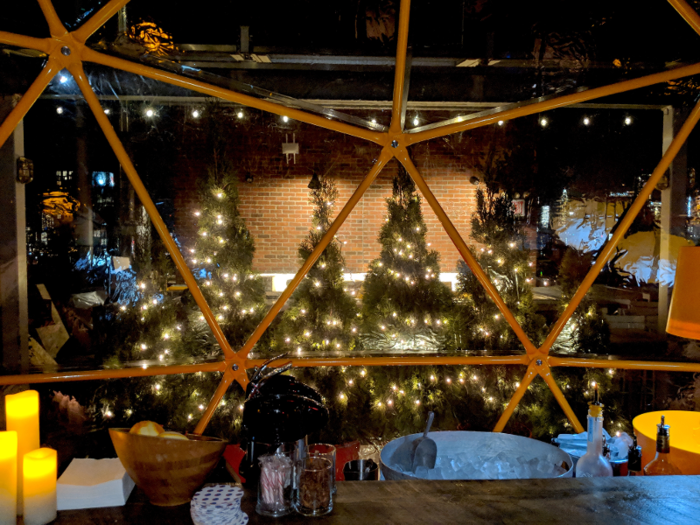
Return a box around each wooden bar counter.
[50,476,700,524]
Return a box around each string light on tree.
[361,166,452,350]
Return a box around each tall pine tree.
[454,187,546,350]
[274,175,359,354]
[361,167,453,351]
[184,148,267,355]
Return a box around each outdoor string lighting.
[1,0,700,437]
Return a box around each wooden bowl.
[109,428,227,506]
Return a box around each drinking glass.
[309,443,337,493]
[295,456,333,517]
[256,452,294,517]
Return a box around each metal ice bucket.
[381,431,573,481]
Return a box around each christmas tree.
[89,228,236,435]
[183,149,268,355]
[454,187,546,350]
[361,166,453,351]
[274,175,360,354]
[88,113,265,437]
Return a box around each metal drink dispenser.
[239,355,329,488]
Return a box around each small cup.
[295,456,333,517]
[309,443,337,493]
[256,452,294,517]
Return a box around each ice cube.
[414,466,429,479]
[427,468,444,480]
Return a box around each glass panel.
[407,0,700,120]
[4,0,700,445]
[53,0,112,32]
[89,0,399,107]
[0,2,50,38]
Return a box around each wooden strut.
[0,0,699,436]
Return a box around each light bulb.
[540,117,548,127]
[624,116,632,125]
[104,108,111,115]
[56,106,64,114]
[583,117,590,126]
[237,111,244,118]
[498,120,504,126]
[282,116,289,123]
[145,108,155,117]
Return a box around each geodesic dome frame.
[2,0,700,435]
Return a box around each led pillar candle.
[0,431,17,525]
[23,448,56,525]
[5,390,40,516]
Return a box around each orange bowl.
[109,428,227,506]
[633,410,700,475]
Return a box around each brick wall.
[172,116,480,274]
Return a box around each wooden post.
[0,95,29,373]
[658,106,689,335]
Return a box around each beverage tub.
[381,431,573,481]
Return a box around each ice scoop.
[389,411,435,472]
[411,411,437,470]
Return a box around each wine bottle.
[627,435,643,476]
[575,385,613,478]
[643,415,681,476]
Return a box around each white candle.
[0,431,17,525]
[23,448,56,525]
[5,390,40,516]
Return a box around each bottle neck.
[656,434,671,454]
[586,414,604,455]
